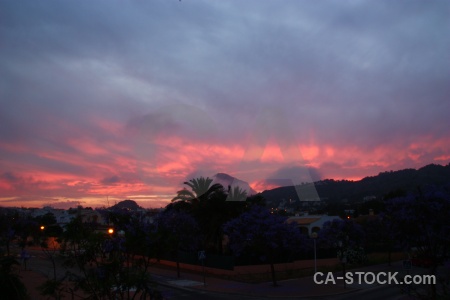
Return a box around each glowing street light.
[108,228,114,235]
[40,225,45,231]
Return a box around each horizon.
[1,162,447,210]
[1,1,449,209]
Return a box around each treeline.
[1,177,450,298]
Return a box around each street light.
[311,232,318,273]
[40,225,45,231]
[108,228,114,235]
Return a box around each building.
[287,214,341,236]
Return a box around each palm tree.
[226,186,248,202]
[172,177,223,205]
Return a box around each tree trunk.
[388,248,391,266]
[216,230,223,254]
[51,256,57,280]
[176,251,181,278]
[269,252,278,287]
[270,262,277,287]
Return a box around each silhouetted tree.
[0,256,28,299]
[172,177,222,206]
[318,218,367,264]
[0,208,17,256]
[226,186,248,202]
[59,215,161,299]
[223,206,304,286]
[385,188,450,299]
[156,210,201,278]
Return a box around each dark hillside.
[261,163,450,207]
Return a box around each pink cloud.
[1,115,450,209]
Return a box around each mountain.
[212,173,257,196]
[110,199,142,211]
[261,163,450,207]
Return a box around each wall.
[152,257,339,276]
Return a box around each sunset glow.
[1,1,449,209]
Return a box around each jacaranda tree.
[223,205,305,286]
[385,188,450,299]
[155,209,201,278]
[318,218,367,264]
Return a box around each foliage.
[38,278,66,300]
[13,215,39,249]
[58,214,161,299]
[34,212,63,237]
[170,177,248,254]
[225,186,248,202]
[0,256,29,300]
[172,176,222,205]
[0,208,17,256]
[318,218,367,264]
[155,209,201,278]
[223,205,305,286]
[337,246,367,265]
[156,209,201,252]
[385,188,450,299]
[385,189,450,261]
[318,219,365,249]
[156,210,201,277]
[35,212,57,226]
[101,208,132,231]
[194,188,246,253]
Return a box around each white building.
[287,214,341,236]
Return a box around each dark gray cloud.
[101,175,121,185]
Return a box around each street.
[20,248,432,300]
[330,285,410,300]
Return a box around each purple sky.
[1,1,449,208]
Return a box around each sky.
[1,0,449,209]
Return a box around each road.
[156,283,414,300]
[329,285,411,300]
[157,284,263,300]
[22,248,261,300]
[21,248,428,300]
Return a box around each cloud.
[101,175,121,185]
[0,1,449,207]
[1,172,19,183]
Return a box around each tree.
[171,177,237,254]
[37,218,70,300]
[362,214,396,265]
[172,177,222,206]
[223,206,304,286]
[385,188,450,299]
[0,208,17,256]
[194,187,247,254]
[0,256,28,299]
[59,215,162,299]
[225,185,248,202]
[14,215,39,250]
[155,209,201,278]
[318,218,367,264]
[34,212,63,238]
